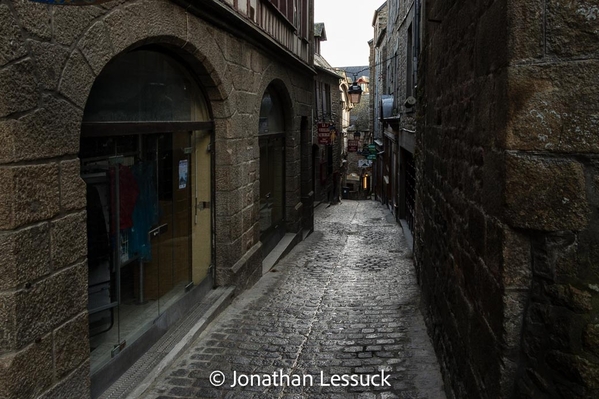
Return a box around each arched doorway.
[79,48,213,374]
[258,85,287,255]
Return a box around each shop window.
[84,50,210,123]
[81,48,212,379]
[259,84,286,256]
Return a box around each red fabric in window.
[109,164,140,233]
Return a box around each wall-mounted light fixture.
[348,79,363,104]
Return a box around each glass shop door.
[145,132,193,312]
[85,132,192,373]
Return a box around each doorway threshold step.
[262,232,297,275]
[98,286,236,399]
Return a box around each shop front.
[79,48,213,381]
[258,85,287,255]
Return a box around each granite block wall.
[416,0,599,397]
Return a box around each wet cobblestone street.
[144,200,446,399]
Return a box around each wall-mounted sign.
[178,160,188,189]
[348,140,358,152]
[29,0,111,5]
[329,125,337,143]
[317,122,331,145]
[358,159,372,168]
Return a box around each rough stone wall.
[312,72,342,205]
[506,1,599,397]
[394,0,416,132]
[416,0,599,398]
[0,0,313,397]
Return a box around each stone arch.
[57,0,231,120]
[256,64,296,129]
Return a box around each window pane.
[258,88,285,134]
[84,50,209,122]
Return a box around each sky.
[314,0,386,68]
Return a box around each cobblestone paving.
[144,200,446,399]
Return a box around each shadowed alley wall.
[415,0,599,398]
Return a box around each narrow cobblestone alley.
[143,200,446,399]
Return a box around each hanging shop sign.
[358,159,373,168]
[29,0,111,4]
[329,124,337,143]
[348,140,359,152]
[317,122,331,145]
[363,143,378,160]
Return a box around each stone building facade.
[370,0,419,246]
[0,0,314,397]
[370,3,387,206]
[416,0,599,398]
[312,23,342,206]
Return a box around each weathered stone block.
[224,114,258,141]
[243,159,258,186]
[215,237,243,269]
[0,292,17,350]
[215,213,242,242]
[546,0,599,57]
[0,335,53,398]
[38,360,90,399]
[503,290,528,355]
[235,91,257,115]
[506,62,599,153]
[475,0,508,76]
[214,188,243,217]
[0,164,60,230]
[545,283,593,313]
[53,4,102,46]
[104,4,149,55]
[0,59,37,118]
[507,0,544,61]
[51,212,87,269]
[12,0,51,40]
[532,231,581,281]
[0,168,15,229]
[15,262,87,348]
[53,312,89,379]
[58,50,96,109]
[215,165,243,191]
[0,223,51,291]
[60,159,86,211]
[145,0,187,42]
[0,5,27,67]
[504,155,588,231]
[242,205,256,232]
[79,21,113,76]
[583,324,599,358]
[185,19,232,98]
[469,313,501,394]
[28,40,70,90]
[503,228,532,288]
[239,43,253,71]
[0,119,17,164]
[0,95,82,163]
[223,33,243,64]
[214,136,235,167]
[546,351,599,389]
